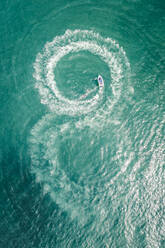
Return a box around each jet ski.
[97,75,104,88]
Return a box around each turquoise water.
[0,0,165,247]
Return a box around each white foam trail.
[33,29,130,116]
[30,30,132,225]
[78,86,97,100]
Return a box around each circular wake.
[29,113,134,226]
[30,29,133,226]
[34,29,131,116]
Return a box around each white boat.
[97,75,104,88]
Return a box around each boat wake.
[33,29,131,116]
[29,29,133,225]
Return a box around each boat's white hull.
[98,75,104,88]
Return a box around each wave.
[33,29,131,116]
[29,29,134,227]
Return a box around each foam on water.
[29,115,134,226]
[30,29,133,226]
[1,0,164,246]
[33,29,130,116]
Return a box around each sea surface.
[0,0,165,247]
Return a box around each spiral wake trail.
[29,29,133,227]
[1,0,164,247]
[33,30,131,116]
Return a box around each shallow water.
[0,0,165,247]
